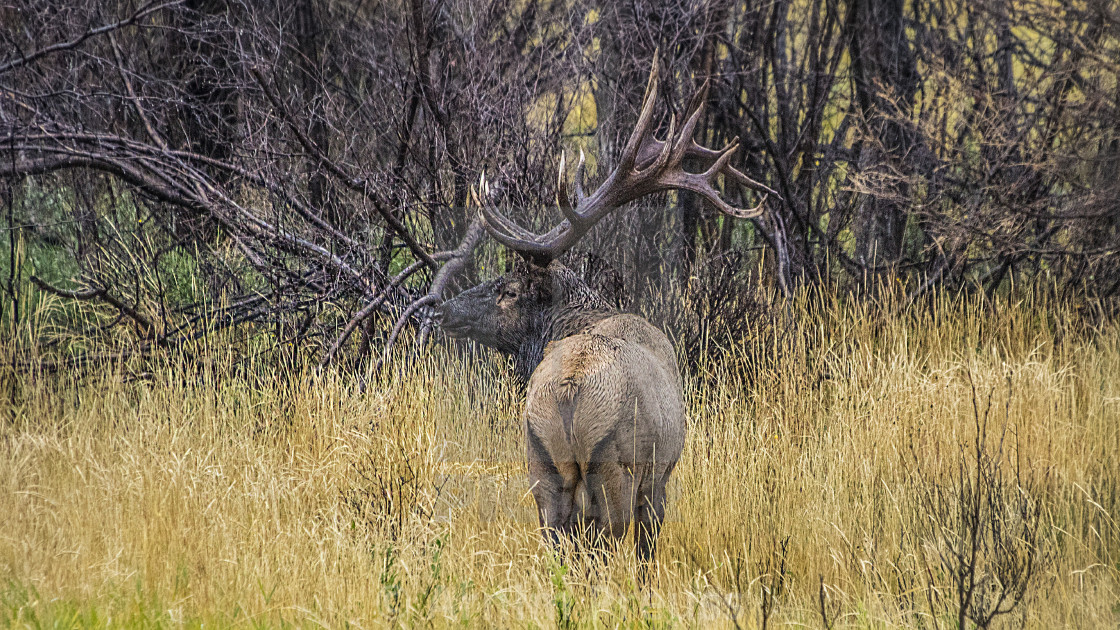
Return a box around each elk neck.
[512,265,616,383]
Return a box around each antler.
[482,62,776,263]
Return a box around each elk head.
[437,259,553,354]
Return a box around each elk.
[435,64,771,565]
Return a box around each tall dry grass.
[1,292,1118,628]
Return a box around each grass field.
[1,292,1118,628]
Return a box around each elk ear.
[510,254,546,278]
[510,249,551,269]
[527,260,554,300]
[509,256,531,275]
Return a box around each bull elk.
[435,64,770,566]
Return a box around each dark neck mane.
[513,265,616,382]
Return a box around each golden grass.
[1,292,1118,628]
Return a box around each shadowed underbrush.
[1,291,1118,628]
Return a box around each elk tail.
[556,376,579,444]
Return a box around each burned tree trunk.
[849,0,919,278]
[294,0,336,225]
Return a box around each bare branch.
[0,1,182,75]
[248,65,438,270]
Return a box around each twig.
[0,1,181,75]
[319,252,453,369]
[377,294,436,371]
[413,216,487,349]
[108,32,168,152]
[817,576,836,630]
[248,65,438,270]
[30,275,154,336]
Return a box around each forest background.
[2,1,1119,628]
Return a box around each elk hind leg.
[529,463,578,551]
[580,462,632,553]
[635,465,671,567]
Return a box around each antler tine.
[664,136,765,219]
[641,76,782,201]
[480,205,564,259]
[574,149,587,202]
[555,151,572,214]
[645,113,676,175]
[481,204,540,243]
[555,152,589,228]
[671,79,710,165]
[469,173,485,207]
[720,193,768,219]
[617,61,662,171]
[477,167,577,260]
[713,154,782,198]
[706,136,740,177]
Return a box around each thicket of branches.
[2,0,1118,369]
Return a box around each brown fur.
[525,316,684,563]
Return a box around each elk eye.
[501,289,517,300]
